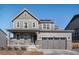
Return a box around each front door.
[16,34,20,40]
[33,35,37,44]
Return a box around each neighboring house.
[7,9,73,50]
[0,29,7,48]
[65,14,79,43]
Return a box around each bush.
[21,47,26,50]
[14,47,19,50]
[7,47,12,50]
[0,47,5,50]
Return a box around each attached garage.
[37,31,73,50]
[42,37,66,49]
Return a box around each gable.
[12,9,39,22]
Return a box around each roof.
[40,19,54,23]
[0,29,7,35]
[12,8,40,22]
[39,30,74,33]
[7,29,39,33]
[40,19,52,21]
[65,14,79,29]
[7,29,74,33]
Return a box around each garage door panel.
[42,40,48,49]
[53,40,60,49]
[60,40,66,49]
[48,40,53,49]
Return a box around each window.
[54,37,59,40]
[43,24,46,29]
[25,22,27,28]
[43,24,50,29]
[33,23,35,27]
[48,37,53,40]
[17,22,19,27]
[60,37,66,40]
[42,37,53,40]
[42,37,47,40]
[47,24,50,29]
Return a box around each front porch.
[8,39,32,47]
[7,29,38,47]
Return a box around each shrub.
[7,47,12,50]
[14,47,19,50]
[0,47,5,50]
[21,47,26,50]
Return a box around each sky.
[0,4,79,30]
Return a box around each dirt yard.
[0,50,43,55]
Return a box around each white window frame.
[43,23,47,30]
[16,22,20,28]
[24,22,27,28]
[23,22,28,29]
[47,24,50,29]
[43,23,50,30]
[33,22,35,28]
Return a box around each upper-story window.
[17,22,19,27]
[43,23,50,30]
[33,23,35,28]
[25,22,27,28]
[43,24,46,29]
[47,24,50,29]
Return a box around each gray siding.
[0,30,7,48]
[14,11,35,19]
[12,9,55,31]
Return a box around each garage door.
[42,37,66,49]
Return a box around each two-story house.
[7,9,73,50]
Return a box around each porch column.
[36,32,38,40]
[31,36,34,44]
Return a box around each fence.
[72,43,79,49]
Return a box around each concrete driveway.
[41,49,79,55]
[72,49,79,52]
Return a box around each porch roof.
[39,30,74,33]
[7,29,38,33]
